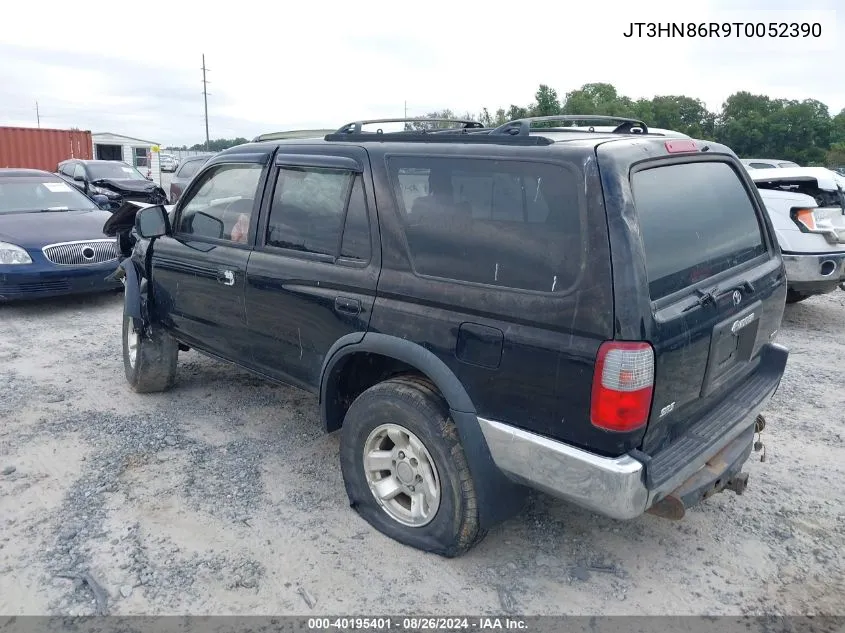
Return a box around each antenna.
[36,101,40,128]
[201,54,211,151]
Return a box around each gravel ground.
[0,289,843,617]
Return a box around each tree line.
[415,83,845,167]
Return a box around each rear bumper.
[478,343,788,520]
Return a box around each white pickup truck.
[749,167,845,303]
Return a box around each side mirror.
[135,205,170,239]
[91,194,111,210]
[189,211,224,240]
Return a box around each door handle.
[216,269,235,286]
[334,296,361,315]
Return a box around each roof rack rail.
[323,131,553,146]
[491,115,649,136]
[333,118,485,135]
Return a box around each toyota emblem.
[81,247,95,260]
[732,290,742,306]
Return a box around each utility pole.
[201,54,210,151]
[36,101,40,128]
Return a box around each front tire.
[122,315,178,393]
[339,375,485,557]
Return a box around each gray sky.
[0,0,840,147]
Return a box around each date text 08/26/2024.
[622,21,822,38]
[307,617,528,631]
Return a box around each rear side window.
[388,157,582,293]
[266,167,371,261]
[632,161,767,300]
[178,159,204,179]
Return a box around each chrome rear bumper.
[478,408,762,520]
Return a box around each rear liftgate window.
[389,157,582,293]
[632,161,767,300]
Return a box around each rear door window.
[388,157,582,293]
[632,161,767,300]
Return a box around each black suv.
[58,159,167,210]
[106,116,789,557]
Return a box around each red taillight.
[664,139,698,153]
[590,341,654,432]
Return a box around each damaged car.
[750,167,845,302]
[57,159,167,211]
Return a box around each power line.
[201,54,211,152]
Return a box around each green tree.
[506,105,530,120]
[561,83,636,117]
[406,109,478,131]
[826,143,845,168]
[531,84,561,117]
[830,108,845,145]
[646,95,716,138]
[478,107,494,127]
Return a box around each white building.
[91,132,162,184]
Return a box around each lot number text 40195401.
[307,617,529,631]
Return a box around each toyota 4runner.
[104,115,789,557]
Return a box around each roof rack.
[251,129,335,142]
[490,115,649,136]
[333,118,485,135]
[324,131,553,146]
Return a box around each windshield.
[0,178,98,214]
[87,162,147,181]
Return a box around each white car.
[741,158,801,170]
[750,167,845,302]
[159,154,179,173]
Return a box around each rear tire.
[339,375,485,557]
[786,289,809,304]
[122,315,178,393]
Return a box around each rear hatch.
[597,139,787,457]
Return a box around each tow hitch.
[647,425,758,520]
[725,472,749,495]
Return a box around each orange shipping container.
[0,126,93,172]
